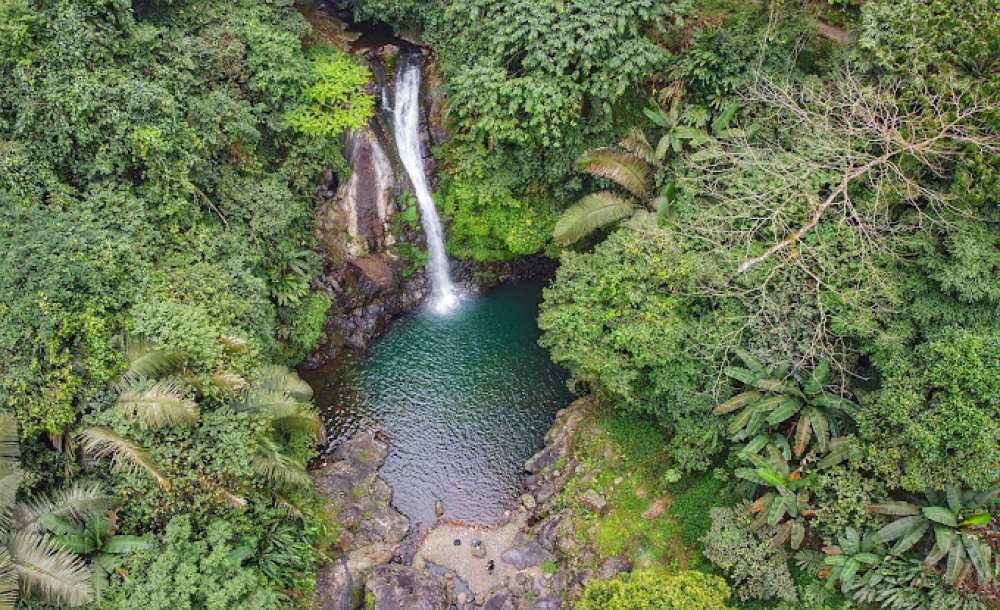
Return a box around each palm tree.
[0,413,113,608]
[552,131,661,246]
[553,99,719,246]
[238,366,325,490]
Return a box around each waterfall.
[392,54,459,314]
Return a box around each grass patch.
[559,408,701,572]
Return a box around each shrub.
[539,222,736,472]
[578,570,733,610]
[859,328,1000,491]
[702,505,797,603]
[284,46,373,137]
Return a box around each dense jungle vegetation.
[1,0,997,608]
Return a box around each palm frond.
[0,546,17,610]
[9,532,93,607]
[13,483,116,534]
[0,463,24,532]
[575,148,651,198]
[116,380,199,428]
[0,414,19,462]
[553,192,637,246]
[256,366,313,401]
[75,427,169,490]
[273,408,327,444]
[619,128,656,165]
[123,336,185,380]
[252,437,312,490]
[211,372,248,391]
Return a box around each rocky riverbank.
[312,396,627,610]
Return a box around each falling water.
[393,53,459,313]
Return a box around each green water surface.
[304,281,572,528]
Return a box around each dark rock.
[535,511,569,552]
[314,558,353,610]
[366,564,448,610]
[482,591,516,610]
[500,539,550,570]
[313,433,410,608]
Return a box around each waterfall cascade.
[392,53,459,313]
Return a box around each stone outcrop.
[365,565,449,610]
[313,433,410,610]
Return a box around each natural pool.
[303,281,572,530]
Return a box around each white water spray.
[393,55,459,314]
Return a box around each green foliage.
[818,527,885,594]
[108,515,283,609]
[539,221,736,472]
[860,328,1000,491]
[845,556,990,610]
[578,570,733,610]
[429,0,674,151]
[284,46,374,137]
[440,156,558,261]
[869,487,998,587]
[702,505,797,603]
[716,354,858,457]
[0,3,334,606]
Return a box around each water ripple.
[304,282,571,528]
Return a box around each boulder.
[641,498,668,520]
[366,565,448,610]
[500,539,550,570]
[579,490,608,516]
[314,559,353,610]
[598,555,632,580]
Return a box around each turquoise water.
[303,281,572,529]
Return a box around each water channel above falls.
[303,281,572,530]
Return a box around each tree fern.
[116,379,199,428]
[575,148,651,198]
[553,192,637,246]
[75,428,169,490]
[619,127,656,164]
[9,532,93,607]
[13,483,116,534]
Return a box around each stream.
[303,281,571,530]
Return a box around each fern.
[553,192,636,246]
[256,366,313,401]
[0,415,18,462]
[123,336,185,380]
[75,428,169,490]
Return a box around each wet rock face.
[317,127,396,260]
